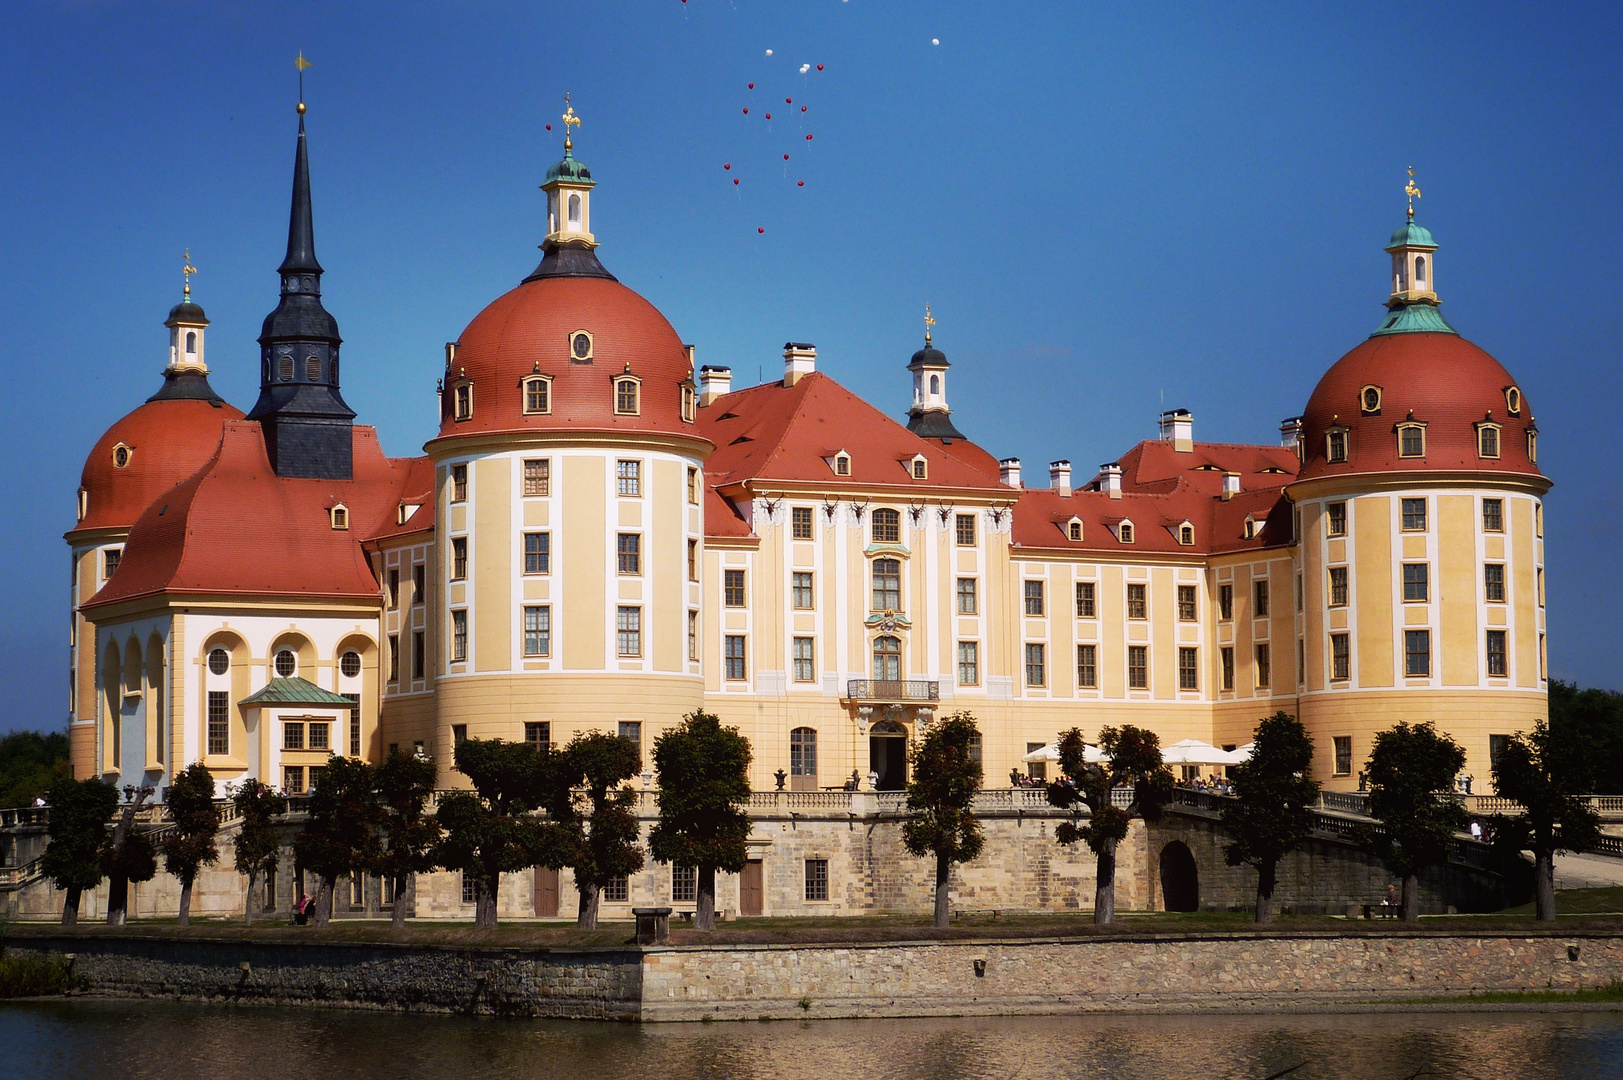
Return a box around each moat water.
[4,1000,1622,1079]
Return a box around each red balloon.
[805,133,813,140]
[545,124,552,130]
[801,106,807,112]
[765,113,772,119]
[748,83,754,89]
[786,97,792,103]
[742,107,748,114]
[797,181,805,187]
[723,163,731,169]
[758,227,765,233]
[816,64,824,70]
[733,178,740,185]
[783,153,790,160]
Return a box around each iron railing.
[845,679,939,703]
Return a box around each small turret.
[906,304,967,441]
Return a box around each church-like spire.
[525,93,616,283]
[278,108,322,277]
[906,304,967,442]
[1371,167,1457,338]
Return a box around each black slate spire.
[246,102,356,479]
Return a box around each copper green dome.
[545,148,595,187]
[1387,220,1436,250]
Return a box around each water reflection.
[3,1001,1622,1080]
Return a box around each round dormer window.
[274,650,297,678]
[112,444,132,469]
[208,648,230,676]
[340,651,362,678]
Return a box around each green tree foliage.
[161,762,220,925]
[0,730,71,809]
[372,749,442,929]
[901,712,985,927]
[1363,721,1467,921]
[436,738,551,930]
[1549,680,1623,785]
[293,756,380,928]
[39,776,117,925]
[103,787,157,926]
[1488,719,1601,921]
[1222,712,1319,923]
[541,732,645,930]
[1046,725,1173,923]
[649,711,752,931]
[232,779,287,926]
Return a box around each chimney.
[1158,408,1194,452]
[783,342,816,387]
[699,365,732,407]
[999,457,1022,489]
[1100,462,1123,499]
[1049,460,1072,498]
[1279,416,1303,449]
[1222,471,1241,501]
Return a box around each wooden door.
[740,859,763,916]
[533,866,560,917]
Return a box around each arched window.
[340,651,362,678]
[1118,522,1134,544]
[274,650,297,678]
[185,331,197,354]
[615,378,640,415]
[834,453,850,476]
[330,505,348,530]
[454,383,472,421]
[523,377,550,414]
[1478,424,1500,459]
[872,507,901,544]
[1415,256,1426,284]
[1179,524,1194,546]
[1068,520,1083,542]
[872,635,902,682]
[790,727,817,777]
[208,648,230,676]
[306,356,321,382]
[930,375,940,395]
[871,558,901,610]
[567,192,582,229]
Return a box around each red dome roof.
[72,396,244,537]
[438,275,699,441]
[1298,331,1543,483]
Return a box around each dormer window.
[1360,386,1382,415]
[872,508,901,544]
[1526,426,1538,464]
[1067,518,1083,542]
[1477,422,1501,459]
[680,383,696,423]
[910,455,928,480]
[1397,422,1427,458]
[76,487,88,522]
[453,381,473,421]
[1243,516,1257,540]
[522,375,552,415]
[330,504,349,530]
[570,330,593,363]
[1178,523,1194,546]
[614,376,641,415]
[1117,521,1135,544]
[1326,427,1349,464]
[833,452,851,477]
[111,443,133,469]
[1504,386,1522,415]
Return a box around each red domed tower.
[1288,176,1550,791]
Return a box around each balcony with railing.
[845,679,939,704]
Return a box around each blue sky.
[2,1,1619,734]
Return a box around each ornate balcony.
[845,679,939,704]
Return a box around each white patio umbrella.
[1232,742,1256,762]
[1022,742,1108,764]
[1160,739,1241,766]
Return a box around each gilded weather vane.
[1405,165,1422,219]
[182,250,197,299]
[562,92,581,150]
[295,51,312,114]
[924,304,935,346]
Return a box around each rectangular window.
[1254,580,1270,617]
[523,606,551,657]
[1127,583,1147,620]
[1331,633,1351,681]
[523,458,550,497]
[687,539,698,581]
[687,467,700,505]
[1076,644,1097,688]
[1402,563,1429,603]
[1128,646,1148,689]
[1178,647,1198,691]
[791,506,814,540]
[871,510,900,544]
[1538,567,1545,606]
[792,572,815,609]
[451,537,468,580]
[1329,566,1349,607]
[1220,646,1235,691]
[1489,733,1511,770]
[1326,429,1347,463]
[1076,581,1096,618]
[724,569,746,607]
[450,464,467,503]
[284,721,305,751]
[618,722,642,767]
[1405,629,1431,677]
[1482,498,1503,532]
[1327,501,1347,537]
[724,635,747,680]
[1218,584,1233,620]
[792,637,816,682]
[1484,564,1505,602]
[451,724,468,745]
[103,548,122,577]
[1333,736,1352,777]
[617,533,641,575]
[1297,637,1305,685]
[388,568,400,609]
[957,641,979,686]
[957,578,978,615]
[308,722,330,752]
[872,559,901,611]
[955,513,976,546]
[1399,425,1426,457]
[672,865,697,904]
[1401,497,1427,531]
[603,876,629,903]
[1296,572,1304,612]
[616,459,641,497]
[524,721,550,753]
[616,607,642,657]
[1024,580,1045,616]
[207,691,229,755]
[790,727,817,777]
[1024,643,1046,687]
[804,859,829,901]
[412,631,425,680]
[687,611,699,662]
[1486,629,1508,677]
[412,564,425,606]
[283,765,305,795]
[451,610,468,662]
[1177,585,1197,621]
[1479,425,1500,458]
[387,634,400,682]
[1255,643,1271,688]
[345,693,360,757]
[524,532,551,575]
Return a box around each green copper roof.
[544,149,595,187]
[239,677,355,707]
[1371,301,1457,337]
[1387,220,1437,250]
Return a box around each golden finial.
[182,250,197,299]
[295,52,312,114]
[562,92,581,151]
[923,304,936,346]
[1405,165,1422,219]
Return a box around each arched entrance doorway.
[1159,841,1199,912]
[869,719,907,791]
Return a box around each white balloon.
[931,38,940,45]
[765,49,773,56]
[800,63,810,74]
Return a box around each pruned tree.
[1488,719,1600,921]
[1046,725,1173,923]
[436,738,550,930]
[40,776,118,925]
[104,785,157,926]
[648,711,752,930]
[1222,711,1319,923]
[161,762,221,925]
[292,756,380,928]
[1363,721,1468,922]
[232,779,286,926]
[542,731,645,930]
[902,712,985,928]
[372,748,442,929]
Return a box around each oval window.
[1362,388,1381,412]
[274,650,297,678]
[208,648,230,676]
[112,445,131,469]
[340,651,362,678]
[572,332,592,360]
